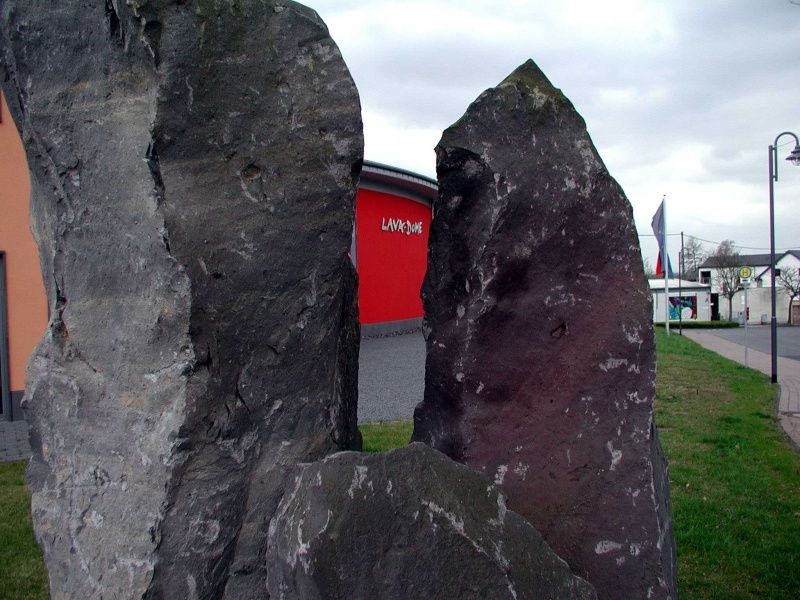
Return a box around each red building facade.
[354,162,436,332]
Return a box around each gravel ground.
[358,330,425,424]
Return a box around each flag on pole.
[651,200,673,278]
[652,196,671,333]
[655,253,674,278]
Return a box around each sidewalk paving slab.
[0,419,32,463]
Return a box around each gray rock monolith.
[1,1,362,598]
[412,60,677,599]
[265,443,598,600]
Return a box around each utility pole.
[679,231,684,335]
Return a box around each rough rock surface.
[412,60,677,599]
[265,442,597,600]
[1,1,362,598]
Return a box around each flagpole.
[679,231,684,336]
[663,195,670,335]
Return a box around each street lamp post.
[768,132,800,384]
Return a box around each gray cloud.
[316,0,800,259]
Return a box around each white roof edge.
[648,278,711,289]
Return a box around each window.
[700,270,711,285]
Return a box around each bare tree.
[711,240,741,320]
[778,267,800,325]
[642,256,656,278]
[681,236,707,281]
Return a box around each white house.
[698,250,800,291]
[753,251,800,289]
[649,278,712,323]
[697,250,800,322]
[698,253,767,289]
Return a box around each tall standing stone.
[412,60,677,599]
[0,1,362,598]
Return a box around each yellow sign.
[739,266,753,279]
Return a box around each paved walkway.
[682,330,800,450]
[0,419,32,462]
[358,330,424,424]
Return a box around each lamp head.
[786,144,800,166]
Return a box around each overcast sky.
[313,0,800,270]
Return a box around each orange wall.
[0,92,48,392]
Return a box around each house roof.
[699,253,772,269]
[360,160,437,206]
[699,250,800,269]
[648,278,710,290]
[754,251,800,279]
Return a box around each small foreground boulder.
[265,443,597,600]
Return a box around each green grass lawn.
[359,420,413,453]
[0,462,47,600]
[654,329,800,600]
[2,329,799,599]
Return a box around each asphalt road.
[700,325,800,361]
[358,331,425,424]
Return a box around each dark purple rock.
[412,60,677,599]
[265,442,597,600]
[1,1,362,598]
